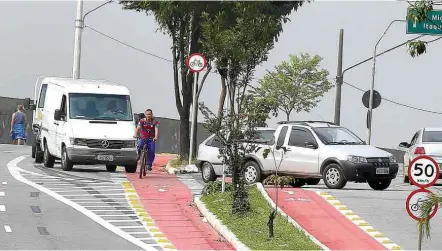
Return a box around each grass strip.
[201,185,321,250]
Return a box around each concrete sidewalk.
[126,155,233,250]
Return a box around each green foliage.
[202,180,234,196]
[419,190,442,239]
[263,175,294,188]
[252,53,332,121]
[406,0,434,58]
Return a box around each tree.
[199,1,303,215]
[120,1,215,161]
[407,0,436,57]
[419,190,442,240]
[251,53,332,121]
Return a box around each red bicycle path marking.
[265,187,387,250]
[126,155,234,250]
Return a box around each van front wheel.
[61,146,73,171]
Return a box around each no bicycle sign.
[186,53,207,73]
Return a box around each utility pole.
[334,29,344,125]
[72,0,84,79]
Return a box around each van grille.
[85,139,124,149]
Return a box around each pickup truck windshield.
[313,127,365,145]
[69,93,133,121]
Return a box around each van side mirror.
[305,141,318,149]
[23,98,31,109]
[54,109,62,121]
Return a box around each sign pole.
[188,72,198,165]
[418,223,423,250]
[185,53,207,166]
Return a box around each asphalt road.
[0,144,164,250]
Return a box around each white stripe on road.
[0,192,4,196]
[4,225,11,233]
[0,205,5,212]
[7,156,163,251]
[1,182,6,185]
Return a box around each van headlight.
[346,155,368,163]
[123,140,136,148]
[389,155,396,163]
[70,138,87,146]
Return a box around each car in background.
[195,127,276,183]
[399,127,442,183]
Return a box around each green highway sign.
[407,8,442,35]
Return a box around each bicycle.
[139,140,148,179]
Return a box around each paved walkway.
[126,155,233,251]
[265,186,387,250]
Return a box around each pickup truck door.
[260,126,289,173]
[281,127,319,174]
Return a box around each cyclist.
[133,109,159,171]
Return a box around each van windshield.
[69,93,133,121]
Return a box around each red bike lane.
[126,155,233,250]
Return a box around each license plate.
[97,155,114,161]
[376,168,389,174]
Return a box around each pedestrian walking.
[10,105,28,145]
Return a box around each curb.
[256,183,330,251]
[315,191,402,250]
[165,159,200,175]
[120,180,177,251]
[193,196,251,251]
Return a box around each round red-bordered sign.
[408,155,440,189]
[186,53,207,73]
[406,188,438,221]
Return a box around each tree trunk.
[286,113,290,121]
[179,111,190,161]
[217,75,227,118]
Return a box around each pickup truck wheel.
[368,180,391,190]
[201,162,217,183]
[243,161,261,184]
[403,175,409,183]
[306,178,321,186]
[43,142,55,168]
[323,164,347,189]
[106,165,117,172]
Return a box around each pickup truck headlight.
[346,155,368,163]
[70,138,87,146]
[389,155,396,163]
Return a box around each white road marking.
[69,198,128,202]
[7,156,161,251]
[158,189,167,192]
[1,182,6,185]
[108,220,143,222]
[62,193,127,197]
[119,226,146,229]
[101,214,139,217]
[89,209,135,212]
[56,189,124,193]
[0,205,5,212]
[0,192,4,196]
[4,225,11,233]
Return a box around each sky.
[0,0,441,149]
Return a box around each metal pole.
[418,223,423,250]
[72,0,84,79]
[334,29,344,125]
[367,19,405,144]
[188,73,198,165]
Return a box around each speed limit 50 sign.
[408,155,440,188]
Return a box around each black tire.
[125,165,137,173]
[243,161,262,185]
[368,179,392,190]
[32,144,36,158]
[61,146,74,171]
[43,142,55,168]
[306,178,321,186]
[403,175,409,183]
[322,163,347,189]
[201,162,217,183]
[106,165,117,172]
[139,152,146,179]
[35,143,43,163]
[290,178,306,187]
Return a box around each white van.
[26,77,138,173]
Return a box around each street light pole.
[72,0,113,79]
[334,29,344,125]
[367,19,406,145]
[72,0,84,79]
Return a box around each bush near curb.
[201,181,321,250]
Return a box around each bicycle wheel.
[139,149,145,179]
[143,146,148,176]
